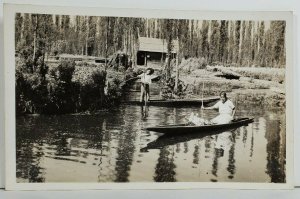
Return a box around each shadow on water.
[141,129,236,151]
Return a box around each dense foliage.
[14,14,287,114]
[16,60,123,114]
[15,14,286,68]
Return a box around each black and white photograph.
[4,4,293,190]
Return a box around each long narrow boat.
[141,118,254,151]
[124,96,220,107]
[144,118,254,135]
[141,128,234,151]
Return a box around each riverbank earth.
[171,59,285,107]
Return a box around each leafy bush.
[198,57,208,69]
[44,61,77,113]
[92,70,106,86]
[16,58,126,114]
[160,77,187,99]
[15,49,50,114]
[179,57,207,73]
[16,71,49,114]
[106,77,123,103]
[124,67,138,81]
[57,61,76,83]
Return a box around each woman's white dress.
[210,100,235,124]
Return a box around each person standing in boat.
[202,92,236,124]
[138,68,154,102]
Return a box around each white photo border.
[4,3,294,190]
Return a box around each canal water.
[16,104,286,183]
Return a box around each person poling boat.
[138,67,155,103]
[188,91,236,125]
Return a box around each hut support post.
[144,52,147,66]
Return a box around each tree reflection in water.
[226,133,236,179]
[154,147,177,182]
[16,105,286,183]
[114,130,136,182]
[192,143,200,165]
[242,126,248,146]
[53,136,71,156]
[211,148,224,181]
[114,106,138,182]
[265,114,286,183]
[250,125,254,158]
[16,116,45,182]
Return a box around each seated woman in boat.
[187,92,235,125]
[202,92,236,124]
[138,68,154,102]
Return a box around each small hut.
[136,37,179,67]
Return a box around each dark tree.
[234,21,241,64]
[219,20,228,64]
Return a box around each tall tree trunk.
[33,32,36,63]
[105,17,110,70]
[85,16,89,56]
[126,30,129,54]
[32,15,38,68]
[166,37,172,80]
[234,21,241,64]
[174,52,179,92]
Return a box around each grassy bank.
[178,64,285,107]
[207,65,285,84]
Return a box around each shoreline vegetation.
[16,57,285,115]
[16,59,131,114]
[14,14,286,114]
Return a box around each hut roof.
[59,54,106,61]
[138,37,179,53]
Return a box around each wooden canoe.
[141,118,254,151]
[144,118,254,135]
[141,128,234,151]
[124,96,220,107]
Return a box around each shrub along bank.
[16,60,125,115]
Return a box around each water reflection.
[154,148,177,182]
[192,143,200,165]
[250,129,254,158]
[265,114,286,183]
[227,133,236,180]
[211,148,224,179]
[140,105,149,120]
[16,105,286,183]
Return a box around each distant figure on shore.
[188,92,235,125]
[202,92,236,124]
[138,68,154,103]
